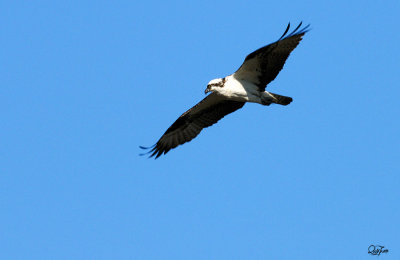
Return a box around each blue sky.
[1,0,400,259]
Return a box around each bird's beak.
[205,88,210,94]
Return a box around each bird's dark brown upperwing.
[234,22,310,91]
[140,93,245,159]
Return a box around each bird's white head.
[205,78,225,94]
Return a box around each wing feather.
[234,22,310,91]
[141,93,245,158]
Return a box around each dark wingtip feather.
[295,22,311,35]
[287,22,304,37]
[139,143,170,159]
[293,21,303,34]
[278,22,291,40]
[139,144,156,157]
[281,21,311,39]
[152,145,163,159]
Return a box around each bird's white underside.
[209,75,274,104]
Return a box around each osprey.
[141,22,309,158]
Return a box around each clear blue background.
[1,1,399,259]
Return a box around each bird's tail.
[269,92,293,106]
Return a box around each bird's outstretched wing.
[140,93,245,159]
[234,22,310,91]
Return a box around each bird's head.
[205,78,225,94]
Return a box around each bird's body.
[207,75,284,105]
[141,22,310,158]
[210,76,259,103]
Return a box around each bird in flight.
[141,22,310,158]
